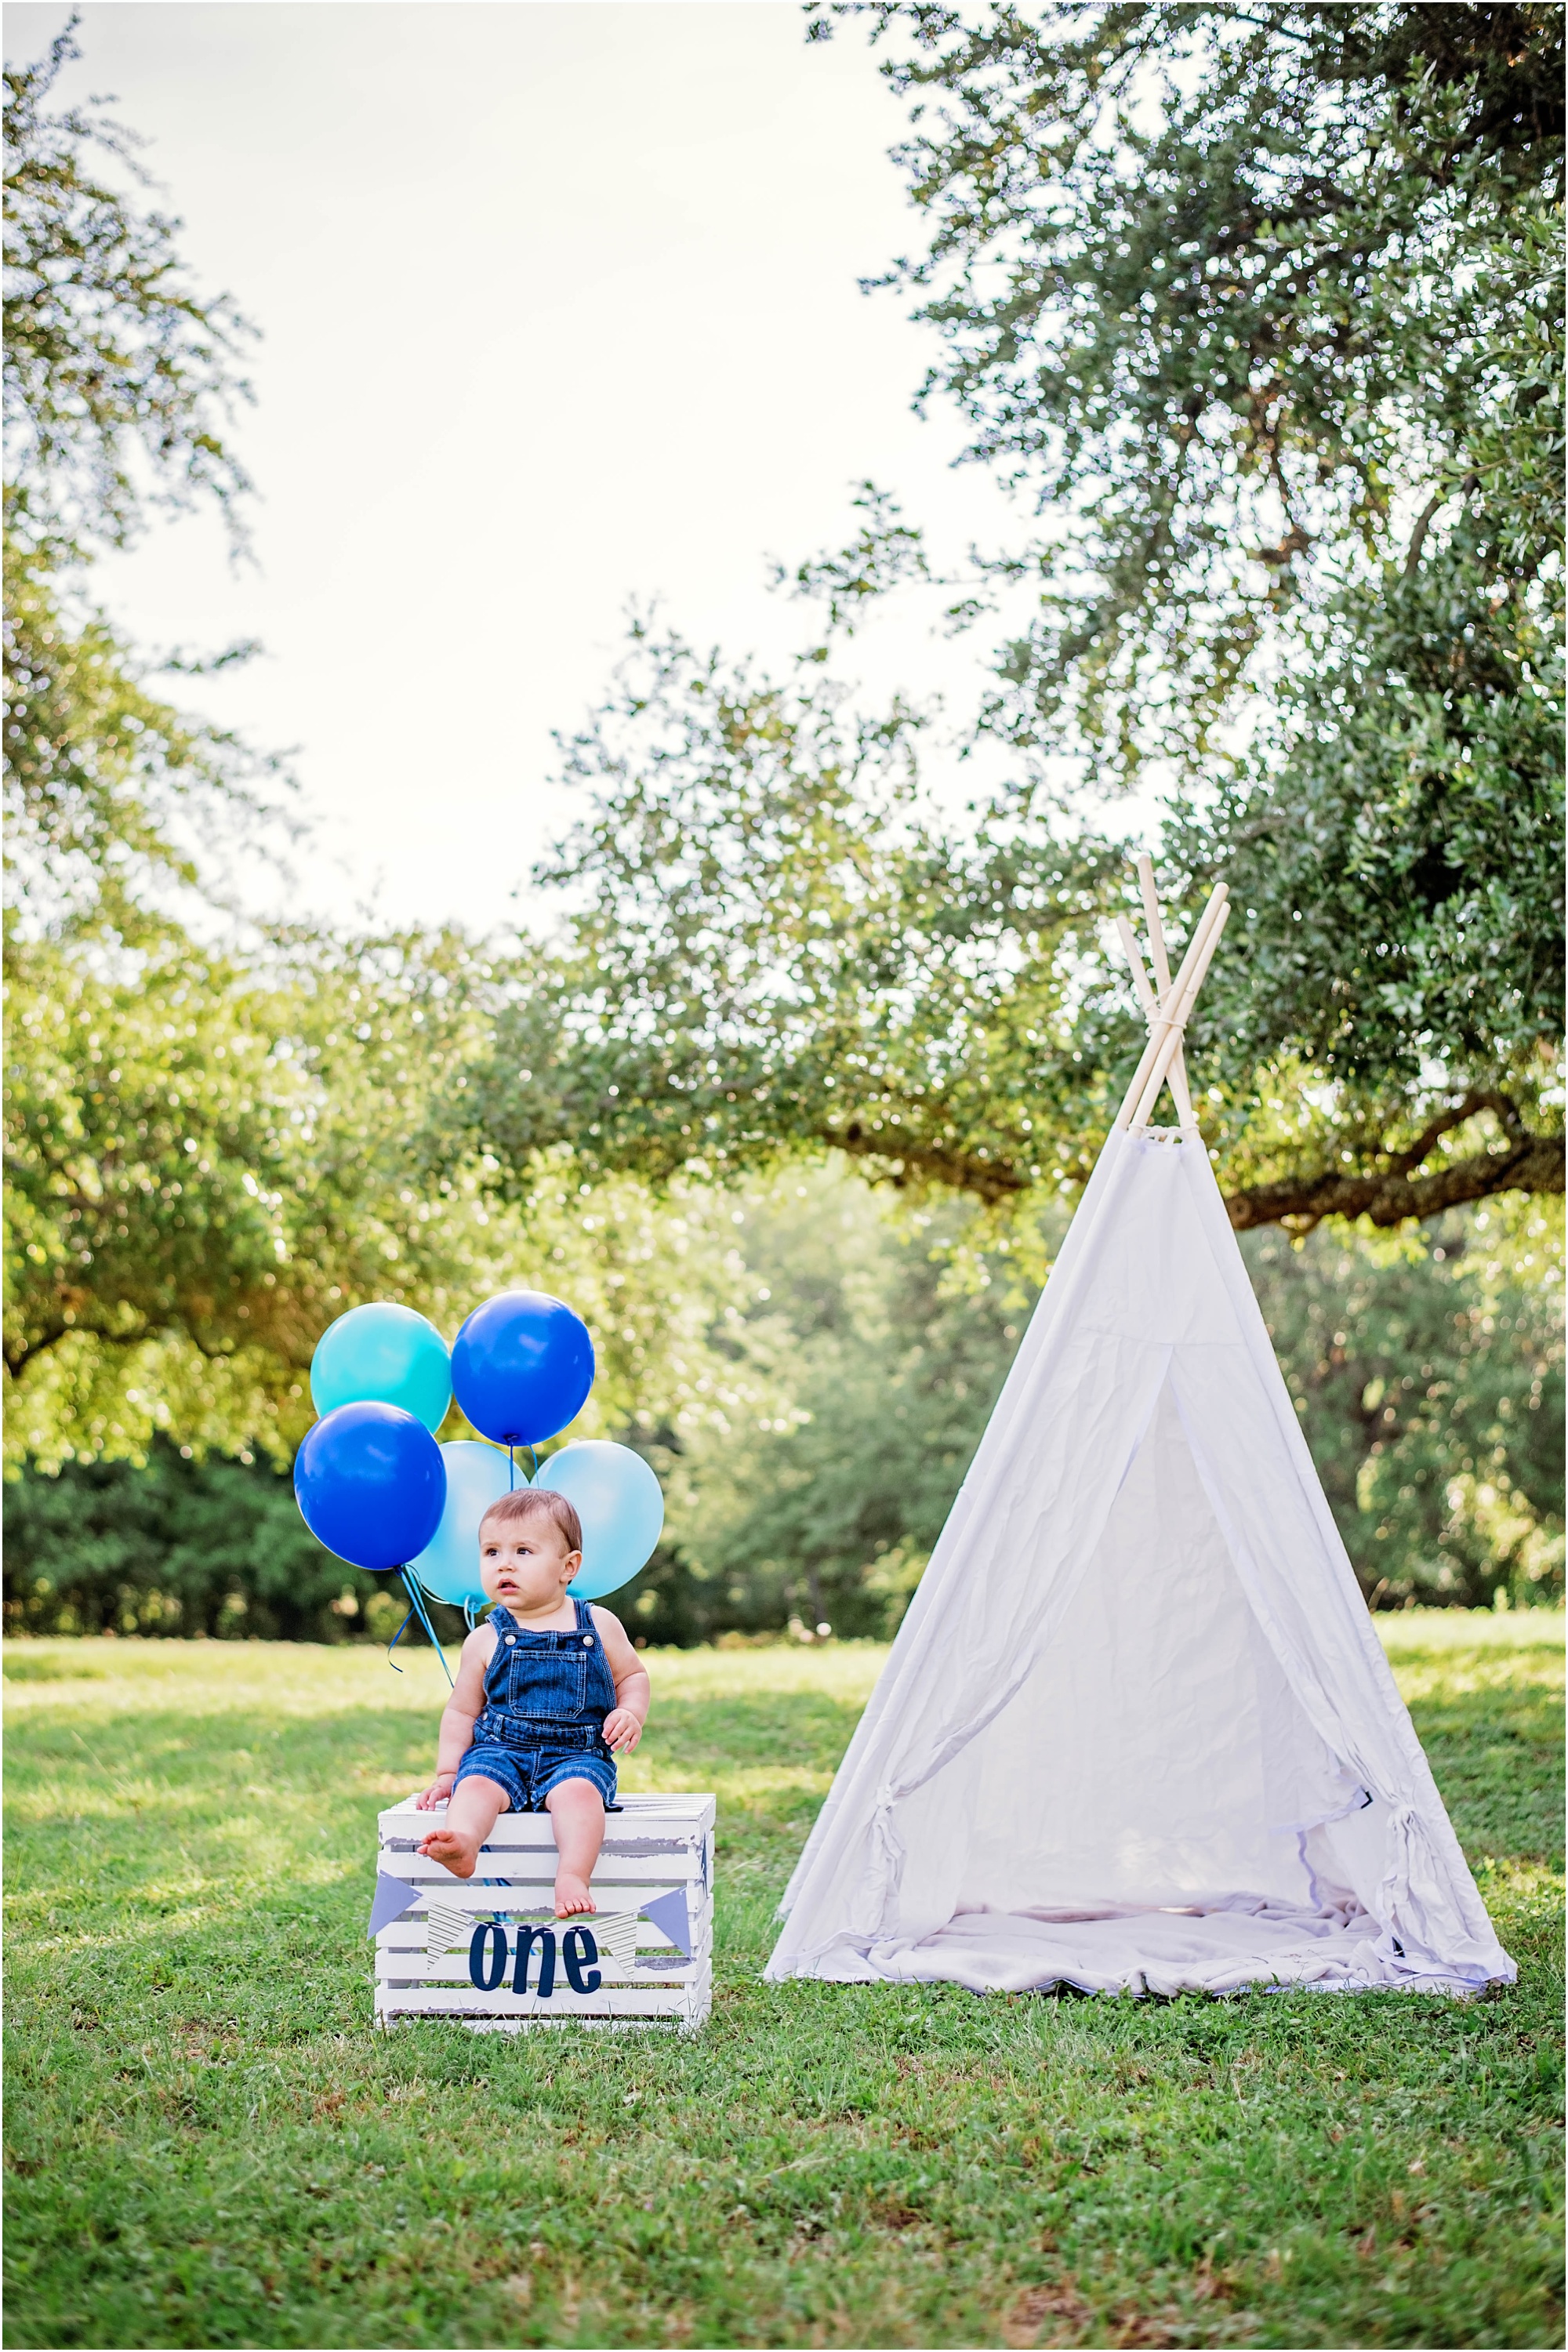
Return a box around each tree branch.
[1223,1131,1564,1233]
[1385,1089,1524,1175]
[831,1123,1029,1205]
[812,1097,1563,1226]
[1403,488,1445,576]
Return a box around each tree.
[1244,1200,1563,1607]
[0,31,802,1483]
[472,621,1125,1215]
[652,1165,1044,1641]
[3,537,280,932]
[2,1440,379,1639]
[4,19,254,561]
[483,4,1562,1233]
[2,31,503,1465]
[4,19,272,926]
[3,924,528,1466]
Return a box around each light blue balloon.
[412,1440,517,1609]
[310,1302,452,1434]
[536,1440,665,1602]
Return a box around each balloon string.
[400,1567,456,1689]
[385,1602,413,1675]
[508,1446,515,1491]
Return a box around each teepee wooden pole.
[1128,898,1231,1131]
[1116,914,1196,1121]
[1118,908,1196,1125]
[1112,882,1228,1130]
[1114,913,1158,1016]
[1133,854,1196,1127]
[1135,855,1172,997]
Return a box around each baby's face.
[477,1516,583,1614]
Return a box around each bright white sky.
[9,0,1030,935]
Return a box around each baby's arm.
[413,1628,493,1808]
[593,1606,652,1755]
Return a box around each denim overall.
[452,1596,619,1811]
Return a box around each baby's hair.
[477,1486,583,1555]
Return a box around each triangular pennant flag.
[641,1886,691,1957]
[424,1900,474,1966]
[366,1871,422,1940]
[586,1911,640,1969]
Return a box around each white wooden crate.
[373,1792,714,2032]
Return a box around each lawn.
[4,1615,1563,2350]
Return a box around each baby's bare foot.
[419,1828,479,1879]
[554,1871,596,1918]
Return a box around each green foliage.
[833,0,1563,771]
[1246,1200,1564,1609]
[481,622,1123,1208]
[2,925,526,1466]
[2,537,279,929]
[4,911,830,1475]
[2,1628,1562,2346]
[3,17,312,1468]
[511,5,1563,1229]
[11,1167,1558,1637]
[1,1439,377,1639]
[626,1167,1049,1642]
[2,5,1558,1672]
[3,20,254,558]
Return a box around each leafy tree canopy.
[820,0,1563,769]
[483,2,1563,1233]
[4,18,254,561]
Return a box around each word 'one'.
[469,1921,601,1997]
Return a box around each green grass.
[4,1616,1563,2350]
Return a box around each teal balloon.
[536,1440,664,1601]
[412,1440,516,1609]
[310,1303,451,1433]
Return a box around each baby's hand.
[602,1708,644,1755]
[414,1773,456,1810]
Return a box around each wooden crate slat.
[379,1835,702,1864]
[377,1918,709,1955]
[376,1983,700,2020]
[376,1988,710,2030]
[375,1917,711,1957]
[374,1881,708,1918]
[376,1851,706,1886]
[376,1950,704,1985]
[376,1825,712,1859]
[378,1795,714,1839]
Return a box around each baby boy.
[415,1487,650,1915]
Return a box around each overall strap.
[572,1595,596,1632]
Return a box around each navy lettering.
[562,1927,602,1996]
[513,1924,557,1998]
[469,1921,507,1991]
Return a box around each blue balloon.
[294,1401,447,1572]
[412,1440,516,1609]
[535,1440,664,1601]
[450,1290,595,1446]
[310,1302,451,1434]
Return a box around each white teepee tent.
[766,873,1513,1999]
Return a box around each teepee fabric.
[766,1127,1512,1998]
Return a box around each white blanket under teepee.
[765,1123,1513,1998]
